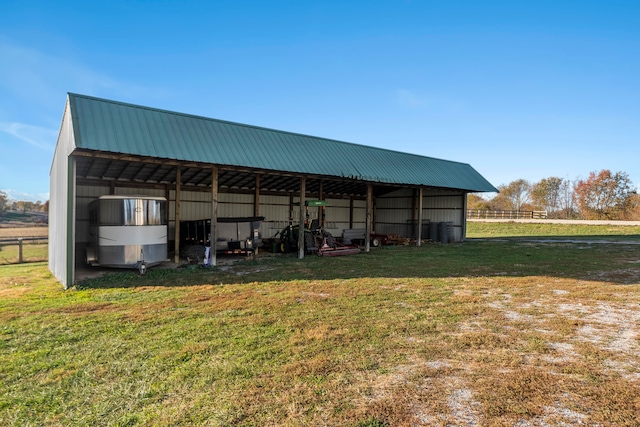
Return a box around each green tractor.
[277,224,318,253]
[273,200,333,254]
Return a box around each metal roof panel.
[67,93,498,192]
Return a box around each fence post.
[17,238,23,264]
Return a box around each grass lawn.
[0,243,47,265]
[1,224,639,426]
[467,221,640,241]
[0,227,48,265]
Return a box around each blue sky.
[1,0,639,202]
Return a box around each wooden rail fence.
[0,237,48,264]
[466,209,547,220]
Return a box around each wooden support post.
[17,238,23,263]
[461,193,468,242]
[349,197,354,229]
[417,187,423,246]
[211,166,219,266]
[298,177,306,259]
[365,183,373,252]
[411,188,418,241]
[174,168,181,264]
[318,180,323,231]
[254,175,260,217]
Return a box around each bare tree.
[492,179,531,211]
[558,178,577,219]
[531,177,563,215]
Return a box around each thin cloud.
[0,35,149,108]
[0,122,57,151]
[0,188,49,202]
[395,89,425,108]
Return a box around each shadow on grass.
[75,238,640,289]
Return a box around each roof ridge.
[67,93,469,168]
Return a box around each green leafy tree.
[573,170,634,220]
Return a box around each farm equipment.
[86,196,168,275]
[317,240,360,256]
[276,224,315,254]
[342,229,393,247]
[270,200,360,257]
[179,216,264,261]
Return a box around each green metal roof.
[68,93,497,192]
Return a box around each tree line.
[468,169,640,221]
[0,191,49,215]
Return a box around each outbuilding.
[50,93,497,288]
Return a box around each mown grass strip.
[467,221,640,240]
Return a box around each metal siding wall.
[187,191,211,202]
[219,193,254,217]
[219,202,253,217]
[259,194,290,237]
[221,193,253,204]
[376,189,414,236]
[77,185,110,197]
[75,185,108,244]
[373,189,466,240]
[115,187,165,197]
[164,189,292,240]
[422,190,465,242]
[328,198,350,207]
[176,201,205,221]
[49,103,76,288]
[167,190,257,222]
[324,198,350,235]
[260,194,289,205]
[352,199,366,229]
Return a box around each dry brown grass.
[0,226,47,237]
[363,276,640,426]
